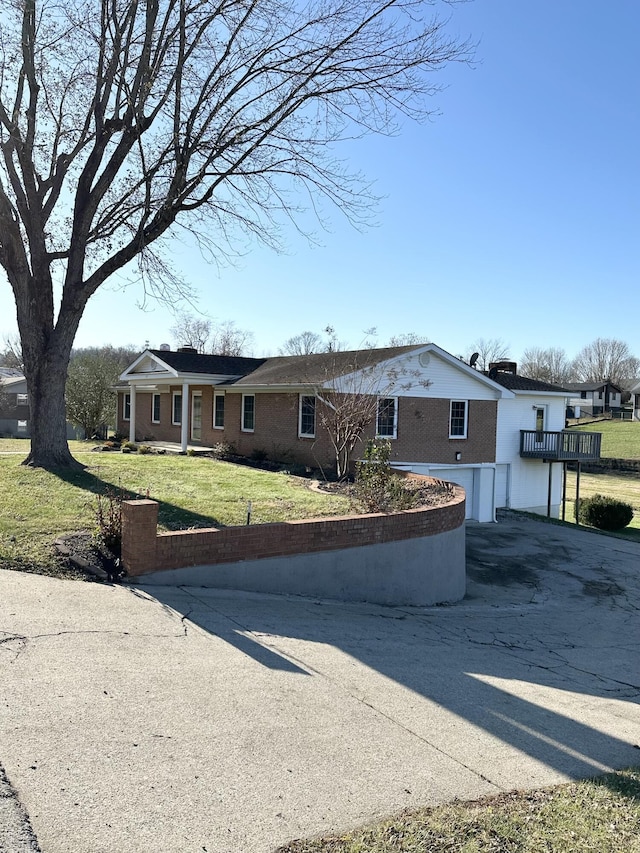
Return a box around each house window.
[242,394,255,432]
[299,395,316,438]
[152,394,161,424]
[580,391,587,399]
[123,393,131,421]
[449,400,468,438]
[16,393,28,406]
[376,397,397,439]
[17,420,28,433]
[214,392,225,429]
[172,392,182,425]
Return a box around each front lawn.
[277,768,640,853]
[569,420,640,458]
[0,447,350,578]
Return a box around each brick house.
[116,343,599,522]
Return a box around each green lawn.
[569,420,640,458]
[278,768,640,852]
[0,443,350,577]
[562,469,640,540]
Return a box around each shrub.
[94,488,123,557]
[353,439,418,513]
[250,448,268,463]
[138,444,152,455]
[122,441,138,452]
[211,442,235,460]
[575,494,634,531]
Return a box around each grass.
[562,469,640,540]
[569,420,640,458]
[277,767,640,852]
[0,442,350,578]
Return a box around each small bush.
[353,439,418,513]
[94,488,123,557]
[575,494,634,531]
[138,445,152,455]
[122,441,138,452]
[250,448,268,463]
[211,442,235,460]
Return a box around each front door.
[191,393,202,442]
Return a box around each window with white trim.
[16,393,28,406]
[298,395,316,438]
[152,393,161,423]
[123,393,131,421]
[17,420,28,433]
[376,397,397,439]
[242,394,255,432]
[172,392,182,425]
[449,400,468,438]
[213,392,225,429]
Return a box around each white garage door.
[435,468,475,520]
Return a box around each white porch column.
[129,385,136,443]
[180,382,189,452]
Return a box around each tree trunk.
[24,361,79,468]
[19,309,84,470]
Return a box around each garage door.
[435,468,475,519]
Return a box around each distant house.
[627,379,640,421]
[0,372,31,438]
[564,381,622,418]
[116,344,601,523]
[0,370,83,439]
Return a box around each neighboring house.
[117,344,601,523]
[628,379,640,421]
[0,373,31,438]
[564,381,622,418]
[0,370,83,439]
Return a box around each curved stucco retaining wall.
[122,483,466,606]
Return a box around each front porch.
[520,429,601,461]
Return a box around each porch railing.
[519,430,601,461]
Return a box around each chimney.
[488,360,517,375]
[177,346,198,354]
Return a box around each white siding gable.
[333,350,506,400]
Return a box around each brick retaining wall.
[122,478,465,578]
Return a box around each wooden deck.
[519,430,601,461]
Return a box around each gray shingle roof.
[231,345,425,386]
[489,373,570,393]
[149,349,265,376]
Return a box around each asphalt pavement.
[0,512,639,852]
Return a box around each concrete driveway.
[0,512,639,853]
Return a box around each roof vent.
[177,346,198,354]
[488,360,517,375]
[159,343,170,351]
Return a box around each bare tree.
[571,338,640,387]
[467,338,510,372]
[170,314,212,354]
[0,334,24,371]
[209,320,253,357]
[309,350,430,478]
[519,346,574,386]
[388,332,429,347]
[279,331,325,356]
[0,0,469,468]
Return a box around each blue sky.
[1,0,638,362]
